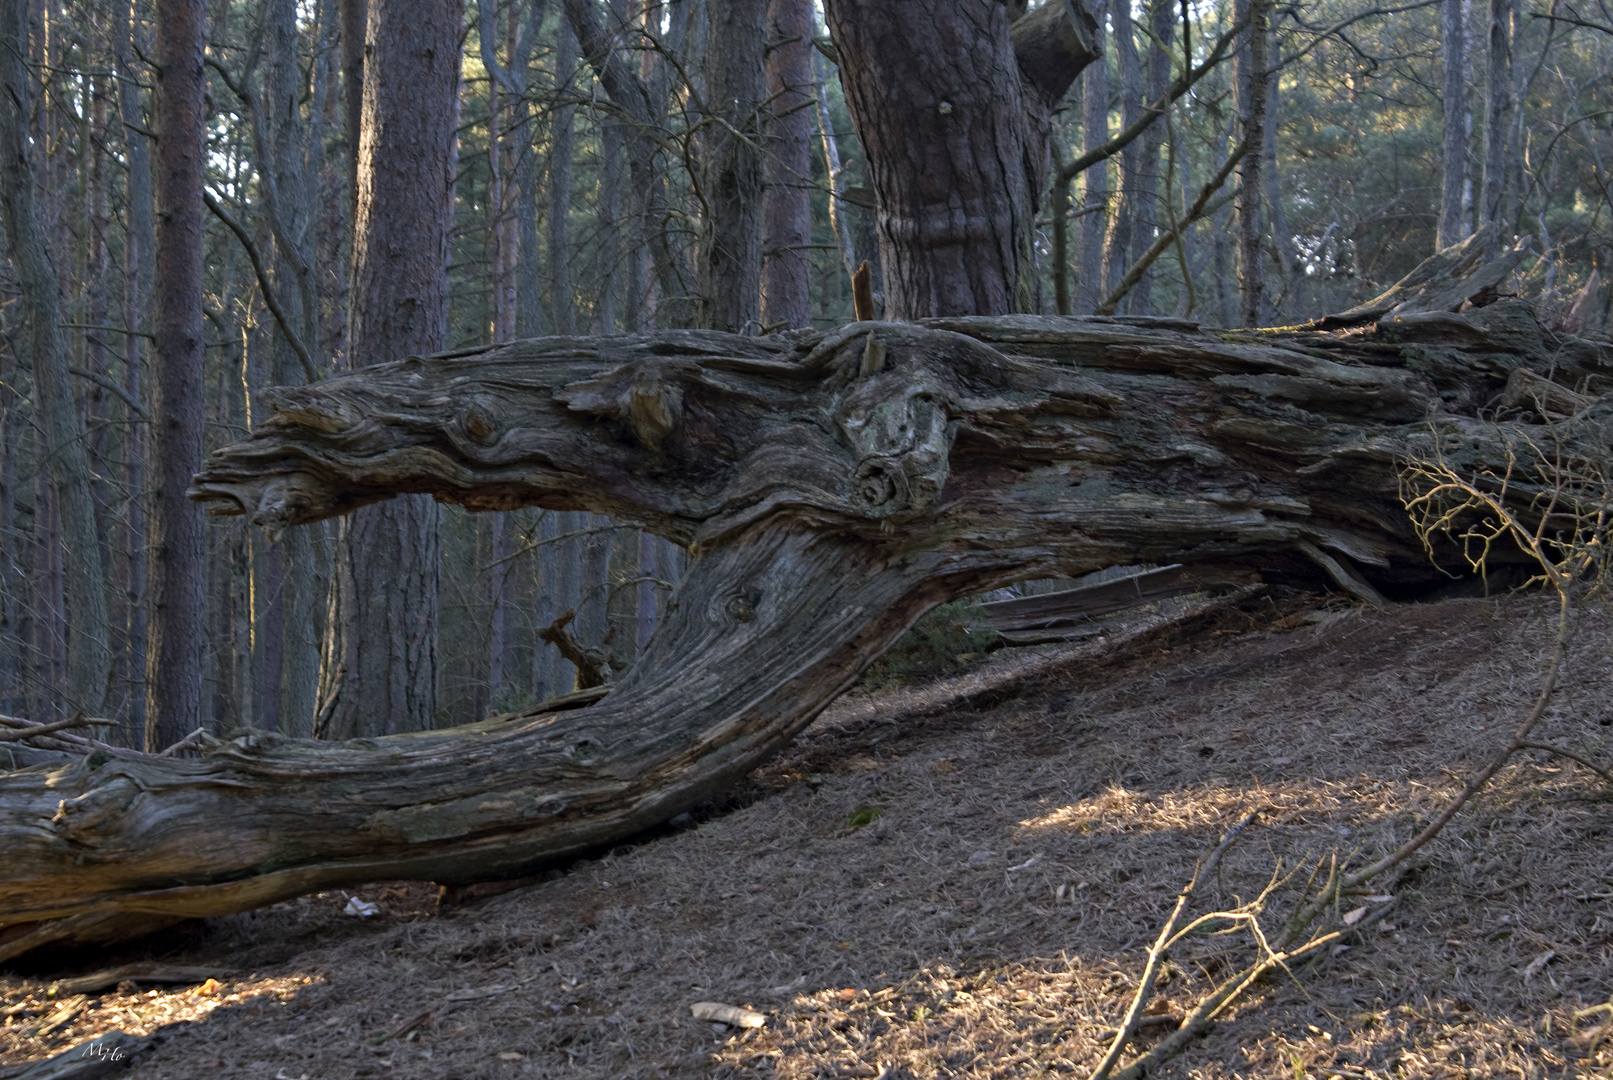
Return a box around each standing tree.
[823,0,1098,318]
[760,0,815,330]
[1438,0,1470,250]
[315,0,464,739]
[146,0,208,749]
[700,0,767,332]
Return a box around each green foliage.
[857,600,1000,692]
[845,805,884,830]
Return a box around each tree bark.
[823,0,1097,319]
[760,0,814,330]
[550,17,579,335]
[0,0,112,721]
[1128,0,1177,317]
[114,0,154,744]
[1479,0,1513,255]
[1075,0,1109,315]
[1102,0,1141,308]
[1234,0,1270,328]
[314,0,461,739]
[1438,0,1470,250]
[698,0,766,332]
[145,0,209,748]
[1,241,1603,954]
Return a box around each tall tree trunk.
[699,0,766,331]
[823,0,1097,319]
[550,18,578,335]
[759,0,813,330]
[146,0,209,748]
[1101,0,1140,308]
[1438,0,1470,250]
[1261,26,1297,317]
[1076,0,1109,315]
[264,0,327,736]
[1479,0,1513,256]
[0,0,112,720]
[340,0,366,202]
[1234,0,1270,328]
[477,0,544,338]
[812,49,857,285]
[315,0,461,739]
[1128,0,1177,316]
[114,0,154,744]
[0,333,18,717]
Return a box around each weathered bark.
[760,0,814,330]
[823,0,1097,319]
[314,0,461,739]
[1438,0,1470,250]
[0,0,112,720]
[146,0,209,748]
[2,243,1606,955]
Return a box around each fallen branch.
[0,712,89,744]
[1519,740,1613,786]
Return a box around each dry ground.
[4,593,1612,1079]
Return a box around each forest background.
[1,0,1609,748]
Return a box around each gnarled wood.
[2,298,1610,960]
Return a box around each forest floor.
[3,591,1612,1080]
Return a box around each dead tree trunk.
[0,238,1599,959]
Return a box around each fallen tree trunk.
[3,263,1610,958]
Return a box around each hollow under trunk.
[1,245,1607,962]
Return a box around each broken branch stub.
[2,300,1610,960]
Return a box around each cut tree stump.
[2,243,1609,960]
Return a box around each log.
[2,264,1610,959]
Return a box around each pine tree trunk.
[699,0,766,331]
[314,0,460,739]
[1438,0,1470,250]
[0,0,112,721]
[1076,0,1109,315]
[1102,0,1140,308]
[760,0,814,330]
[550,18,579,335]
[1479,0,1513,255]
[114,0,153,744]
[1129,0,1176,316]
[1234,0,1270,328]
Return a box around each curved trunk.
[1,239,1605,957]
